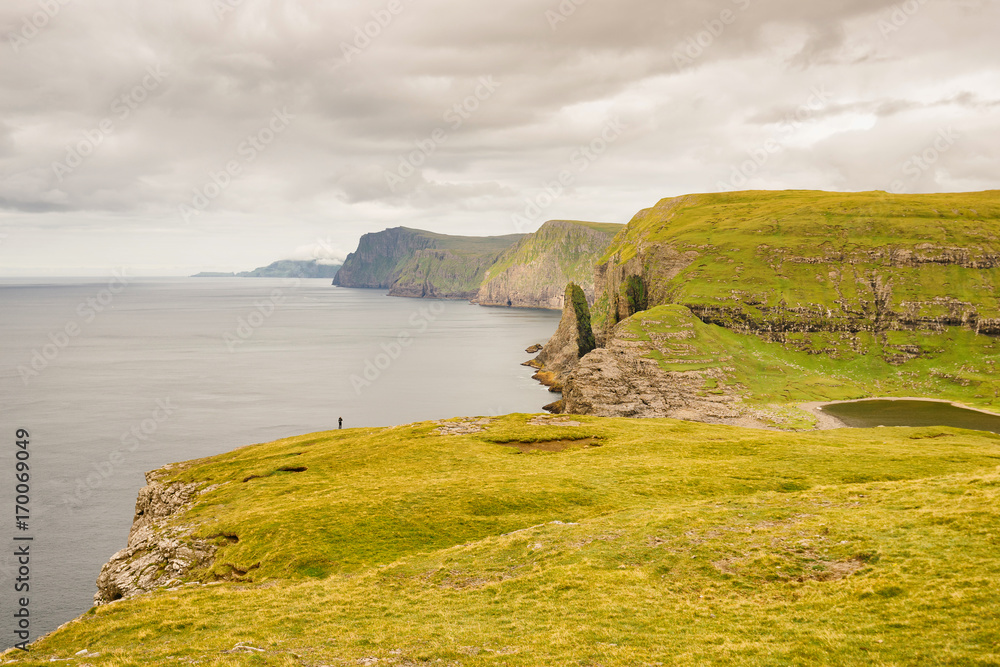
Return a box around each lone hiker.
[338,417,343,429]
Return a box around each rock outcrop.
[530,284,597,402]
[94,470,218,604]
[564,190,1000,422]
[477,220,623,310]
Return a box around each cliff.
[477,220,623,309]
[592,190,1000,344]
[94,468,221,604]
[567,190,1000,422]
[387,248,507,300]
[333,227,524,297]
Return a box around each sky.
[0,0,998,276]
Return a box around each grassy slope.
[624,304,1000,414]
[484,220,623,284]
[387,230,527,297]
[389,249,505,297]
[589,190,1000,411]
[9,416,1000,666]
[597,189,1000,326]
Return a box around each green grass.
[481,220,623,296]
[594,190,1000,336]
[624,304,1000,412]
[8,415,1000,665]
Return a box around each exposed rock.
[560,308,784,427]
[528,416,582,426]
[532,283,597,383]
[525,344,543,354]
[433,417,494,435]
[94,473,218,605]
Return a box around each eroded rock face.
[94,474,216,605]
[534,283,597,381]
[561,329,746,422]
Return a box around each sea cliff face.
[334,227,525,299]
[94,469,218,604]
[477,220,623,310]
[333,227,442,289]
[387,248,508,300]
[563,190,1000,423]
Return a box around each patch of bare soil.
[498,437,601,453]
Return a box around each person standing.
[338,417,343,429]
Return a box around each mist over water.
[0,278,559,647]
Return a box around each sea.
[0,277,560,648]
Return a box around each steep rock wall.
[477,220,623,310]
[94,470,220,604]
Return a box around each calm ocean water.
[0,278,559,647]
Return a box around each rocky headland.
[535,190,1000,425]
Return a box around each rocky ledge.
[94,469,221,604]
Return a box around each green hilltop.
[7,416,1000,665]
[574,190,1000,416]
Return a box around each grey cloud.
[0,0,998,275]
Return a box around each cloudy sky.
[0,0,998,276]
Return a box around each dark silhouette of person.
[338,417,343,429]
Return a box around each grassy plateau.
[6,415,1000,666]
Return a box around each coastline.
[800,396,1000,431]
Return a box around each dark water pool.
[821,400,1000,435]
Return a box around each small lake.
[821,400,1000,435]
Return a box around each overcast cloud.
[0,0,997,275]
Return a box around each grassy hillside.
[582,190,1000,411]
[485,221,624,281]
[388,248,510,300]
[595,190,1000,337]
[622,304,1000,417]
[478,220,623,309]
[8,416,1000,665]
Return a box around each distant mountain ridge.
[333,227,527,300]
[334,221,622,309]
[193,259,341,279]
